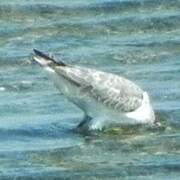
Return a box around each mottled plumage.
[55,66,143,112]
[32,49,155,131]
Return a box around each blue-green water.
[0,0,180,179]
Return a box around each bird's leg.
[88,117,107,131]
[76,114,92,130]
[76,115,107,132]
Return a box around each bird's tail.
[32,49,66,67]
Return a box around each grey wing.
[56,66,143,112]
[86,84,143,112]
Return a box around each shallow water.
[0,0,180,179]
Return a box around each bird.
[32,49,155,131]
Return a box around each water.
[0,0,180,179]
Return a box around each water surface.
[0,0,180,179]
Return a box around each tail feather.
[33,49,66,67]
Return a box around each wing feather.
[55,66,143,112]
